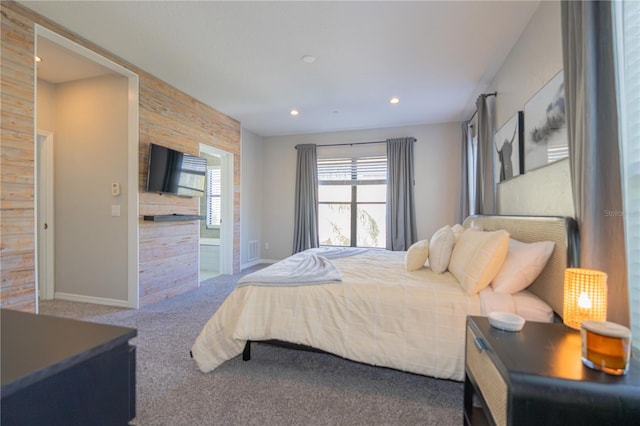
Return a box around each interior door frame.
[200,144,233,275]
[35,26,140,308]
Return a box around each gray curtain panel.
[474,94,496,215]
[561,0,629,326]
[386,137,417,251]
[292,144,319,254]
[460,121,472,222]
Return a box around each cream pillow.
[405,240,430,271]
[428,225,455,274]
[491,239,555,294]
[449,229,510,295]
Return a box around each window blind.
[615,0,639,357]
[317,156,387,185]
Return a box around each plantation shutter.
[207,167,221,227]
[615,0,640,356]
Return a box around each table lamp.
[562,268,607,330]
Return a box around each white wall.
[477,0,574,217]
[53,75,129,301]
[260,123,461,261]
[37,79,56,132]
[490,1,564,129]
[498,158,573,216]
[240,127,264,267]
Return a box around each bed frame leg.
[242,341,251,361]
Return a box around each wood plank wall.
[1,5,37,311]
[0,1,242,310]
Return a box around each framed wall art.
[523,71,568,172]
[495,111,524,183]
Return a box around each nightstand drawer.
[466,325,507,426]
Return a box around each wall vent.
[248,240,259,261]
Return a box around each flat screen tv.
[146,143,207,197]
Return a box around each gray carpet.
[39,266,463,425]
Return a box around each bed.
[191,215,579,381]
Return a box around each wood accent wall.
[0,1,241,310]
[1,4,37,312]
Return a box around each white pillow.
[452,224,465,242]
[513,290,554,322]
[491,239,555,294]
[405,240,429,271]
[428,225,455,273]
[479,286,554,322]
[449,229,510,295]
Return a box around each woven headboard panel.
[462,215,579,318]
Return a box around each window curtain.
[292,144,319,254]
[561,0,629,326]
[460,121,472,222]
[386,137,417,251]
[474,94,496,215]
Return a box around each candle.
[581,320,631,376]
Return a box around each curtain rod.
[295,140,385,149]
[466,91,497,123]
[295,139,416,149]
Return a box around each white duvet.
[192,249,482,381]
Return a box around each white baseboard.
[54,292,131,308]
[241,258,277,270]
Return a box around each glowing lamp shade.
[563,268,608,329]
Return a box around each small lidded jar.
[581,320,631,376]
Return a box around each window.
[468,130,478,215]
[615,0,639,358]
[318,156,386,248]
[206,166,221,228]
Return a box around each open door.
[36,131,55,302]
[200,144,233,275]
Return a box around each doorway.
[200,144,233,279]
[35,26,139,309]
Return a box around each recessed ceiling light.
[290,109,299,116]
[35,56,42,62]
[390,97,400,105]
[301,55,316,64]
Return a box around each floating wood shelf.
[142,215,204,222]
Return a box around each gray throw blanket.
[237,250,347,287]
[304,246,369,259]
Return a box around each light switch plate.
[111,205,121,217]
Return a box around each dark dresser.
[1,309,137,425]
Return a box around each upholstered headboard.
[462,215,579,318]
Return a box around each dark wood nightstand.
[464,316,640,426]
